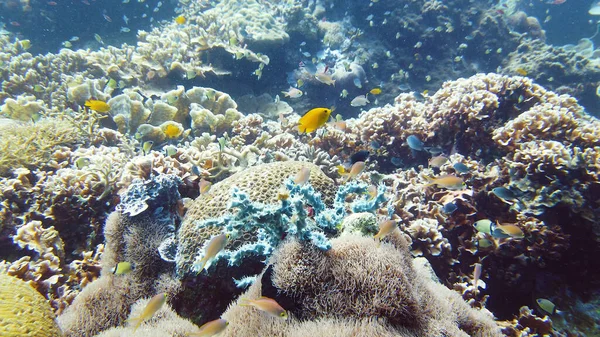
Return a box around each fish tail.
[281,91,289,97]
[126,316,143,332]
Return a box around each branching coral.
[0,118,84,176]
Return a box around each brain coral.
[176,161,336,275]
[0,273,63,337]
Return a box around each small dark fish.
[453,162,470,173]
[442,202,458,214]
[491,187,517,201]
[370,140,381,149]
[191,165,201,176]
[350,150,369,164]
[406,135,424,151]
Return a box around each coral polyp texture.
[220,234,501,336]
[0,273,63,337]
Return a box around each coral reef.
[176,161,337,276]
[220,234,501,336]
[0,273,63,337]
[0,118,85,176]
[500,39,600,108]
[58,173,183,336]
[94,300,198,337]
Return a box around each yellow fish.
[494,222,524,239]
[163,123,183,138]
[374,219,397,244]
[189,318,229,336]
[84,99,111,113]
[111,261,133,275]
[240,296,288,319]
[175,15,186,24]
[298,107,333,133]
[341,161,366,183]
[126,293,167,332]
[199,179,212,195]
[369,87,382,95]
[423,174,465,190]
[515,67,528,76]
[194,233,228,273]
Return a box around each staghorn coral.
[0,273,63,337]
[0,118,84,176]
[220,234,501,336]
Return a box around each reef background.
[1,0,600,336]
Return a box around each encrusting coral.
[220,234,501,336]
[0,273,63,337]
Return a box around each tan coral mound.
[0,273,63,337]
[220,234,501,337]
[176,161,336,275]
[93,300,198,337]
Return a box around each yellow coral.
[0,273,63,336]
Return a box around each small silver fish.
[350,95,369,107]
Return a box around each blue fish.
[406,135,425,151]
[453,162,470,173]
[442,202,458,214]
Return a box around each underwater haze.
[1,0,600,336]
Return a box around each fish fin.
[332,79,336,86]
[239,298,252,306]
[298,124,307,133]
[126,316,143,332]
